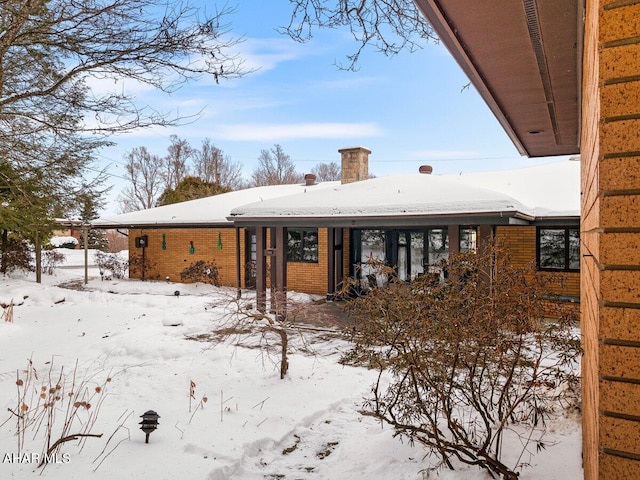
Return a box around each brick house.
[412,1,639,478]
[94,147,580,315]
[93,181,338,287]
[229,147,580,313]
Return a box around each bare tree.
[311,162,341,181]
[193,138,245,190]
[0,0,244,137]
[281,0,437,70]
[163,135,193,190]
[250,144,303,186]
[118,147,165,212]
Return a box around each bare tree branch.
[0,0,246,134]
[280,0,438,70]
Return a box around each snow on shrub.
[49,236,78,249]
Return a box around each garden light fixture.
[139,410,160,443]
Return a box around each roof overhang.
[228,211,535,229]
[91,222,232,230]
[414,0,583,157]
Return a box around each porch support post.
[448,225,460,256]
[335,228,344,290]
[83,224,89,285]
[255,227,267,313]
[327,227,335,298]
[269,227,277,310]
[272,227,287,318]
[235,226,242,299]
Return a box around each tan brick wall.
[128,227,351,298]
[582,1,640,478]
[286,228,328,296]
[495,226,580,314]
[128,228,245,287]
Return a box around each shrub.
[8,358,110,467]
[42,250,66,275]
[180,260,220,286]
[94,251,128,279]
[0,235,34,274]
[48,236,78,249]
[342,245,581,479]
[127,253,157,280]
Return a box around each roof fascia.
[414,0,528,155]
[91,222,232,230]
[228,211,534,229]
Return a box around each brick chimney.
[339,146,371,184]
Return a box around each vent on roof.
[304,173,317,186]
[419,165,433,174]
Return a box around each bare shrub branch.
[342,244,581,478]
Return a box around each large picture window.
[351,228,449,282]
[537,227,580,271]
[287,228,318,263]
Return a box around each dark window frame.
[536,226,580,272]
[286,228,319,263]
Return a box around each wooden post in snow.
[83,224,89,285]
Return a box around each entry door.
[394,230,428,281]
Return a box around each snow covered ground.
[0,250,583,479]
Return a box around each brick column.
[582,1,640,478]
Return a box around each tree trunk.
[0,229,8,274]
[35,231,42,284]
[276,327,289,379]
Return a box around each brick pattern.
[582,1,640,478]
[128,227,353,298]
[496,226,580,316]
[286,228,329,295]
[130,226,579,305]
[128,228,244,286]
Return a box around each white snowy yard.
[0,250,583,479]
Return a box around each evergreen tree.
[76,190,109,251]
[157,176,231,206]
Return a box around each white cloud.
[84,74,156,98]
[214,122,383,141]
[233,37,308,74]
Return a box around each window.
[287,228,318,262]
[537,227,580,271]
[428,228,449,265]
[351,228,450,281]
[460,227,477,253]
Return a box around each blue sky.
[95,1,568,214]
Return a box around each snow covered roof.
[93,182,340,228]
[95,160,579,229]
[230,175,532,224]
[230,160,580,225]
[449,160,580,218]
